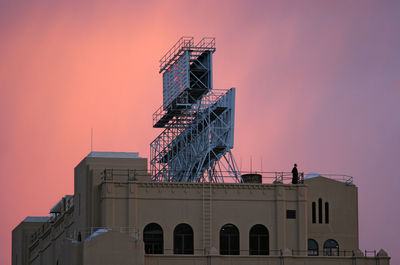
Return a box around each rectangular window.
[325,202,329,224]
[286,210,296,219]
[312,202,316,223]
[318,199,323,223]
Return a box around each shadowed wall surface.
[1,0,399,264]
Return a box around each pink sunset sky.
[1,0,399,264]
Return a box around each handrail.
[98,168,353,185]
[159,36,216,73]
[196,37,216,49]
[160,36,194,72]
[152,89,229,128]
[309,173,353,184]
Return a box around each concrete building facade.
[12,152,390,265]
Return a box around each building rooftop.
[87,152,140,159]
[23,216,50,223]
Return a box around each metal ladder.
[202,181,212,255]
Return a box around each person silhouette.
[292,164,298,184]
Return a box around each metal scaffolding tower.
[150,37,241,183]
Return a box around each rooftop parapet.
[87,151,140,159]
[23,216,50,223]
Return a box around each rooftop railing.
[100,168,353,185]
[195,37,216,49]
[152,88,231,132]
[160,36,194,72]
[239,171,353,185]
[159,36,215,73]
[267,249,379,257]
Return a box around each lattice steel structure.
[150,37,241,183]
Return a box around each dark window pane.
[143,223,163,254]
[323,239,339,256]
[174,223,194,254]
[318,198,323,223]
[325,202,329,224]
[175,236,183,254]
[249,224,269,255]
[220,224,240,255]
[312,202,316,223]
[308,239,319,256]
[286,210,296,219]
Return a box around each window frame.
[323,239,339,256]
[325,202,329,224]
[318,198,323,223]
[249,224,269,255]
[143,223,164,254]
[308,238,319,256]
[312,202,316,223]
[173,223,194,254]
[220,224,240,255]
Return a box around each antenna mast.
[91,128,93,152]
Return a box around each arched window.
[174,223,194,254]
[308,239,318,256]
[220,224,240,255]
[249,224,269,255]
[318,198,323,223]
[312,202,316,223]
[323,239,339,256]
[325,202,329,224]
[143,223,163,254]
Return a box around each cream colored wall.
[306,177,359,254]
[74,156,148,236]
[26,211,79,265]
[98,169,359,257]
[12,221,45,265]
[83,231,144,265]
[100,181,308,255]
[14,156,388,265]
